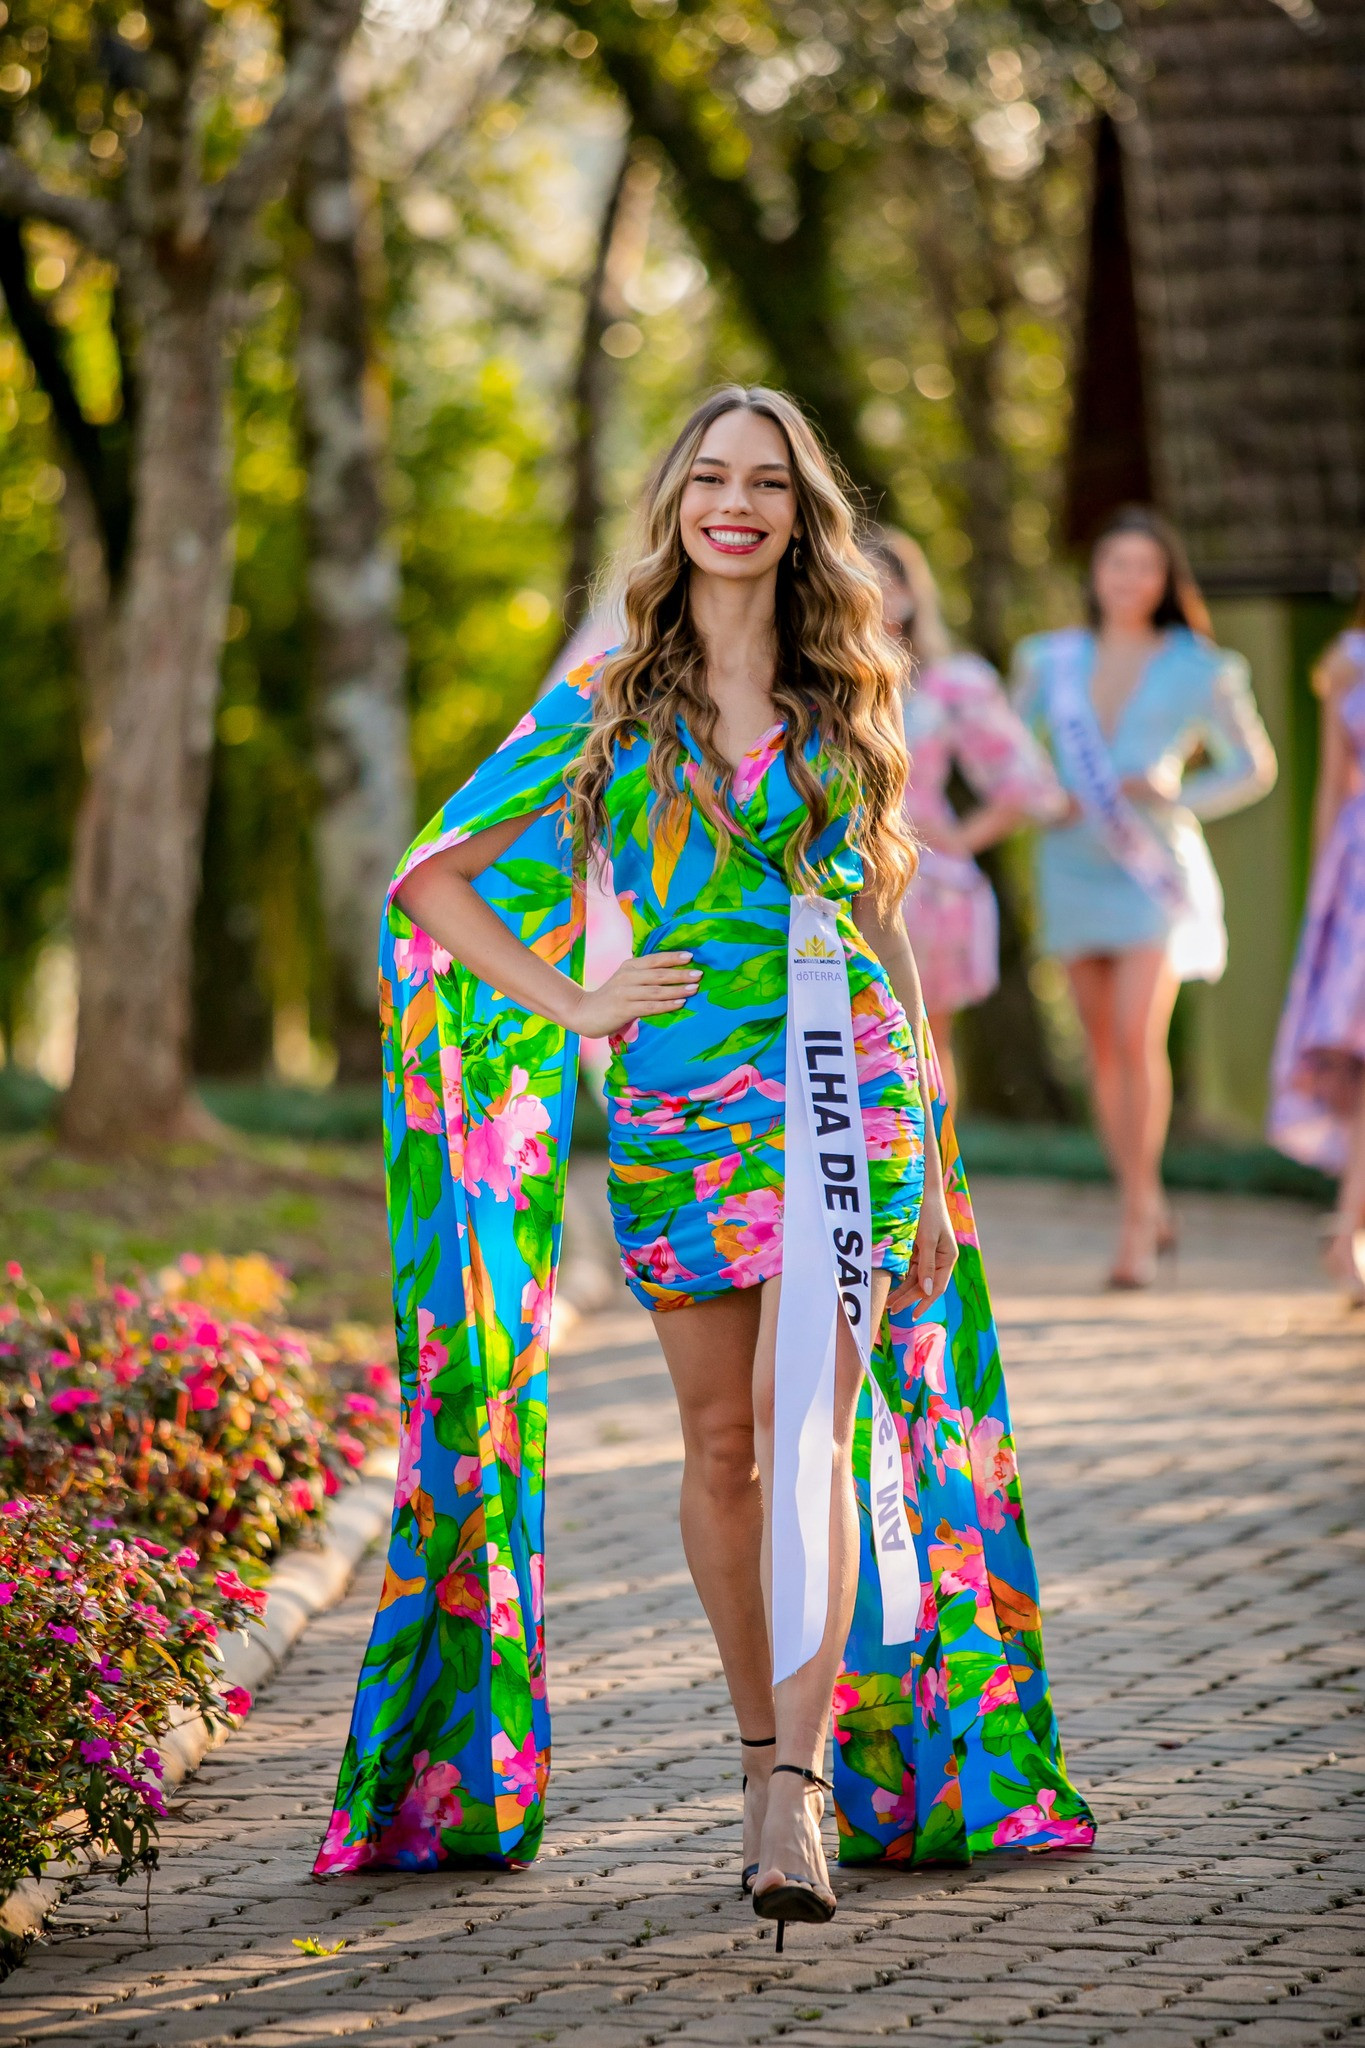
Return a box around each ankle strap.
[740,1734,777,1748]
[772,1762,832,1791]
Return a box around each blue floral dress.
[314,661,1096,1878]
[601,709,924,1308]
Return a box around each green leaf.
[839,1726,908,1795]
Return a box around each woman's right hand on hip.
[569,953,701,1039]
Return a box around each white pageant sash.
[1045,629,1226,983]
[771,893,925,1686]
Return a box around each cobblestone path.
[3,1178,1363,2048]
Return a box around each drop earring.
[791,541,804,572]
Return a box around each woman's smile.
[702,524,768,555]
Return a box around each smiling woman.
[314,386,1095,1942]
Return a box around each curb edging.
[0,1453,396,1947]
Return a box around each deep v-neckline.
[678,716,787,783]
[1086,629,1168,744]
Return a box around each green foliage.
[0,1493,263,1896]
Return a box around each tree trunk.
[60,273,234,1149]
[564,149,655,632]
[294,85,412,1081]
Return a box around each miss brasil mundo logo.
[794,933,839,962]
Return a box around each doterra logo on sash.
[771,894,925,1686]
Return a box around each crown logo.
[796,934,838,960]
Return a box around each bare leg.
[751,1268,893,1906]
[650,1288,773,1872]
[1066,953,1122,1164]
[928,1009,957,1116]
[1326,1077,1365,1302]
[1109,947,1180,1281]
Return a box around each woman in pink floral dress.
[1269,600,1365,1304]
[864,532,1065,1106]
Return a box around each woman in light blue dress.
[1014,508,1277,1287]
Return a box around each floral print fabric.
[315,660,1095,1876]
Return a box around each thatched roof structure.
[1066,0,1365,598]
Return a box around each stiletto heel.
[752,1763,836,1949]
[739,1734,776,1897]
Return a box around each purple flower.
[80,1737,115,1765]
[50,1387,100,1416]
[94,1657,124,1684]
[90,1517,117,1530]
[0,1582,14,1605]
[140,1748,164,1778]
[47,1622,79,1646]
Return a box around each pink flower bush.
[463,1067,552,1207]
[49,1386,100,1417]
[712,1187,784,1287]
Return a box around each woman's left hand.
[889,1182,958,1319]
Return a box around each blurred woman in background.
[864,529,1065,1110]
[1269,573,1365,1305]
[1014,507,1277,1290]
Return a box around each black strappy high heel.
[739,1735,776,1896]
[751,1763,836,1951]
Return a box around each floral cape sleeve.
[314,666,597,1873]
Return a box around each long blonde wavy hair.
[570,386,917,907]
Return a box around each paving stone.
[2,1178,1362,2048]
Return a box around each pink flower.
[917,1663,948,1724]
[965,1411,1019,1532]
[173,1548,198,1571]
[993,1786,1058,1846]
[287,1480,315,1515]
[498,709,538,750]
[192,1319,222,1348]
[324,1467,340,1497]
[375,1750,464,1866]
[111,1351,143,1386]
[520,1276,553,1344]
[222,1686,252,1718]
[930,1525,990,1606]
[831,1676,859,1744]
[622,1235,699,1290]
[871,1768,917,1829]
[487,1547,523,1639]
[862,1103,916,1161]
[692,1152,741,1202]
[452,1454,481,1494]
[688,1062,784,1109]
[215,1568,268,1618]
[335,1431,367,1468]
[80,1737,115,1764]
[979,1665,1018,1717]
[463,1067,552,1208]
[133,1539,168,1557]
[111,1284,139,1309]
[151,1332,173,1352]
[435,1566,486,1626]
[711,1187,783,1287]
[851,988,906,1084]
[47,1623,79,1645]
[416,1309,446,1408]
[393,925,452,988]
[909,1323,947,1395]
[0,1582,14,1605]
[439,1044,465,1177]
[50,1387,99,1416]
[345,1393,380,1418]
[50,1347,76,1368]
[180,1608,218,1641]
[395,1408,424,1512]
[731,724,785,804]
[491,1729,541,1808]
[313,1807,375,1876]
[0,1499,33,1517]
[403,1068,443,1136]
[5,1260,22,1282]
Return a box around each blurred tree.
[0,0,363,1149]
[293,86,412,1080]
